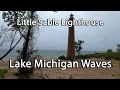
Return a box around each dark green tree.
[2,11,38,78]
[117,44,120,52]
[75,40,84,56]
[107,49,112,52]
[0,11,27,61]
[18,11,36,79]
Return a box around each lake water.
[0,49,103,60]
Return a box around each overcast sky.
[0,11,120,51]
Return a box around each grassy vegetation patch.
[76,52,120,61]
[0,69,8,79]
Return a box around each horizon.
[0,48,115,52]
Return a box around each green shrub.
[69,75,74,79]
[107,49,112,52]
[0,69,8,79]
[75,52,120,61]
[76,55,88,59]
[58,55,66,60]
[16,68,34,79]
[65,57,70,60]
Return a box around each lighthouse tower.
[67,14,75,60]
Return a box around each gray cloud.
[0,11,120,51]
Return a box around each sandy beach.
[0,58,120,79]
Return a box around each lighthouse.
[67,14,75,60]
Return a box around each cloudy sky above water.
[0,11,120,51]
